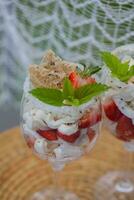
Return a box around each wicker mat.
[0,127,133,200]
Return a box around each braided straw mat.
[0,127,133,200]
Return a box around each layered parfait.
[100,51,134,143]
[22,50,108,167]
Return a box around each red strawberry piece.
[87,128,96,142]
[69,71,79,88]
[37,129,58,141]
[77,77,87,86]
[79,110,101,128]
[26,137,35,148]
[57,130,80,143]
[85,77,96,84]
[116,116,134,142]
[69,71,96,88]
[103,99,123,122]
[78,77,96,86]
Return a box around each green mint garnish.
[74,83,109,104]
[29,88,64,106]
[102,51,134,82]
[79,66,101,77]
[63,98,80,106]
[30,78,109,107]
[63,78,74,98]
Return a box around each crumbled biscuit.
[41,49,61,66]
[29,50,77,89]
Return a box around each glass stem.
[123,142,133,184]
[115,142,133,193]
[49,160,65,199]
[53,170,60,192]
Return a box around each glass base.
[95,171,134,200]
[30,188,79,200]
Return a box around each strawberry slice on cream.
[116,115,134,142]
[103,99,123,122]
[57,130,80,143]
[37,129,58,141]
[69,71,95,88]
[57,124,80,143]
[87,128,96,142]
[78,110,101,128]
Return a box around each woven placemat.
[0,127,133,200]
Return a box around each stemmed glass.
[20,73,102,199]
[95,44,134,200]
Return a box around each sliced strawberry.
[116,116,134,142]
[103,99,123,122]
[87,128,96,142]
[78,77,96,86]
[57,130,80,143]
[69,71,96,88]
[79,110,101,128]
[69,71,79,88]
[77,77,87,86]
[26,137,35,148]
[85,77,96,84]
[37,129,58,141]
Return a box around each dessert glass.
[21,79,102,200]
[95,44,134,200]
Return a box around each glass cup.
[95,44,134,200]
[21,81,102,200]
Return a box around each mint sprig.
[102,51,134,82]
[79,66,101,77]
[30,79,109,107]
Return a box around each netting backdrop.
[0,0,134,108]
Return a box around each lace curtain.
[0,0,134,108]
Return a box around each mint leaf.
[63,78,74,99]
[75,83,109,104]
[29,80,109,107]
[79,66,101,77]
[63,98,79,106]
[101,52,118,72]
[129,65,134,77]
[30,88,64,106]
[74,84,93,99]
[102,51,134,82]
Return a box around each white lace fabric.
[0,0,134,107]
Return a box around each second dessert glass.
[95,44,134,200]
